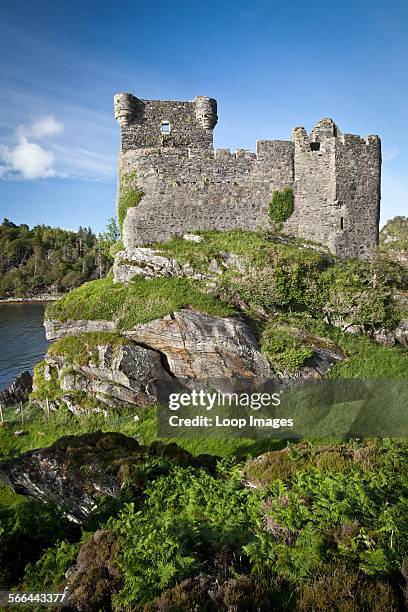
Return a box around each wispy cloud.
[0,115,64,180]
[384,146,399,161]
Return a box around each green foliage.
[0,218,113,299]
[109,465,256,604]
[321,259,401,329]
[260,325,313,372]
[244,439,408,585]
[380,216,408,252]
[30,360,63,401]
[268,187,294,228]
[222,247,328,315]
[118,172,144,238]
[0,500,79,589]
[45,276,235,328]
[23,540,81,592]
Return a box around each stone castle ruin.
[114,93,381,258]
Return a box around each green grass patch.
[45,276,235,328]
[48,332,128,366]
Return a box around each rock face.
[113,247,182,283]
[40,340,172,412]
[0,432,216,523]
[0,371,33,404]
[0,432,140,522]
[125,310,272,381]
[44,318,116,341]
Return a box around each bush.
[321,259,401,330]
[268,187,294,228]
[260,325,313,372]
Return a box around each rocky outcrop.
[371,320,408,347]
[125,309,272,381]
[44,318,116,341]
[0,432,216,522]
[38,340,172,412]
[0,371,33,405]
[283,331,344,380]
[113,247,183,283]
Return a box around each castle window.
[160,121,171,135]
[310,142,320,151]
[340,217,344,230]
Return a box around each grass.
[45,276,235,328]
[154,229,327,271]
[0,401,284,468]
[48,332,128,366]
[327,331,408,378]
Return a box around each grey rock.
[0,371,33,405]
[183,233,203,242]
[46,341,172,410]
[113,247,182,283]
[44,318,116,341]
[124,309,272,381]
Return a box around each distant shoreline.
[0,295,62,304]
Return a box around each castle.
[114,93,381,259]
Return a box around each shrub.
[118,171,144,238]
[298,567,400,612]
[268,187,294,228]
[321,259,400,330]
[260,325,313,372]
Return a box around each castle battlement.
[114,93,381,259]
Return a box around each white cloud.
[17,115,64,139]
[1,138,56,179]
[0,115,63,180]
[384,146,399,162]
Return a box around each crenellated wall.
[114,93,381,258]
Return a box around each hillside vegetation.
[0,218,118,299]
[1,226,408,610]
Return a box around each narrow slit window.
[160,121,171,135]
[340,217,344,230]
[310,142,320,151]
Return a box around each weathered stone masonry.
[114,93,381,259]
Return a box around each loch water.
[0,303,49,390]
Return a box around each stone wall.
[114,93,381,258]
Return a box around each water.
[0,303,50,390]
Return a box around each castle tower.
[288,118,381,259]
[114,93,217,153]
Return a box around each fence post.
[0,402,3,424]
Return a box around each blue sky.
[0,0,406,233]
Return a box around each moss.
[46,276,235,328]
[118,171,144,238]
[48,332,128,366]
[31,361,63,402]
[268,187,294,228]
